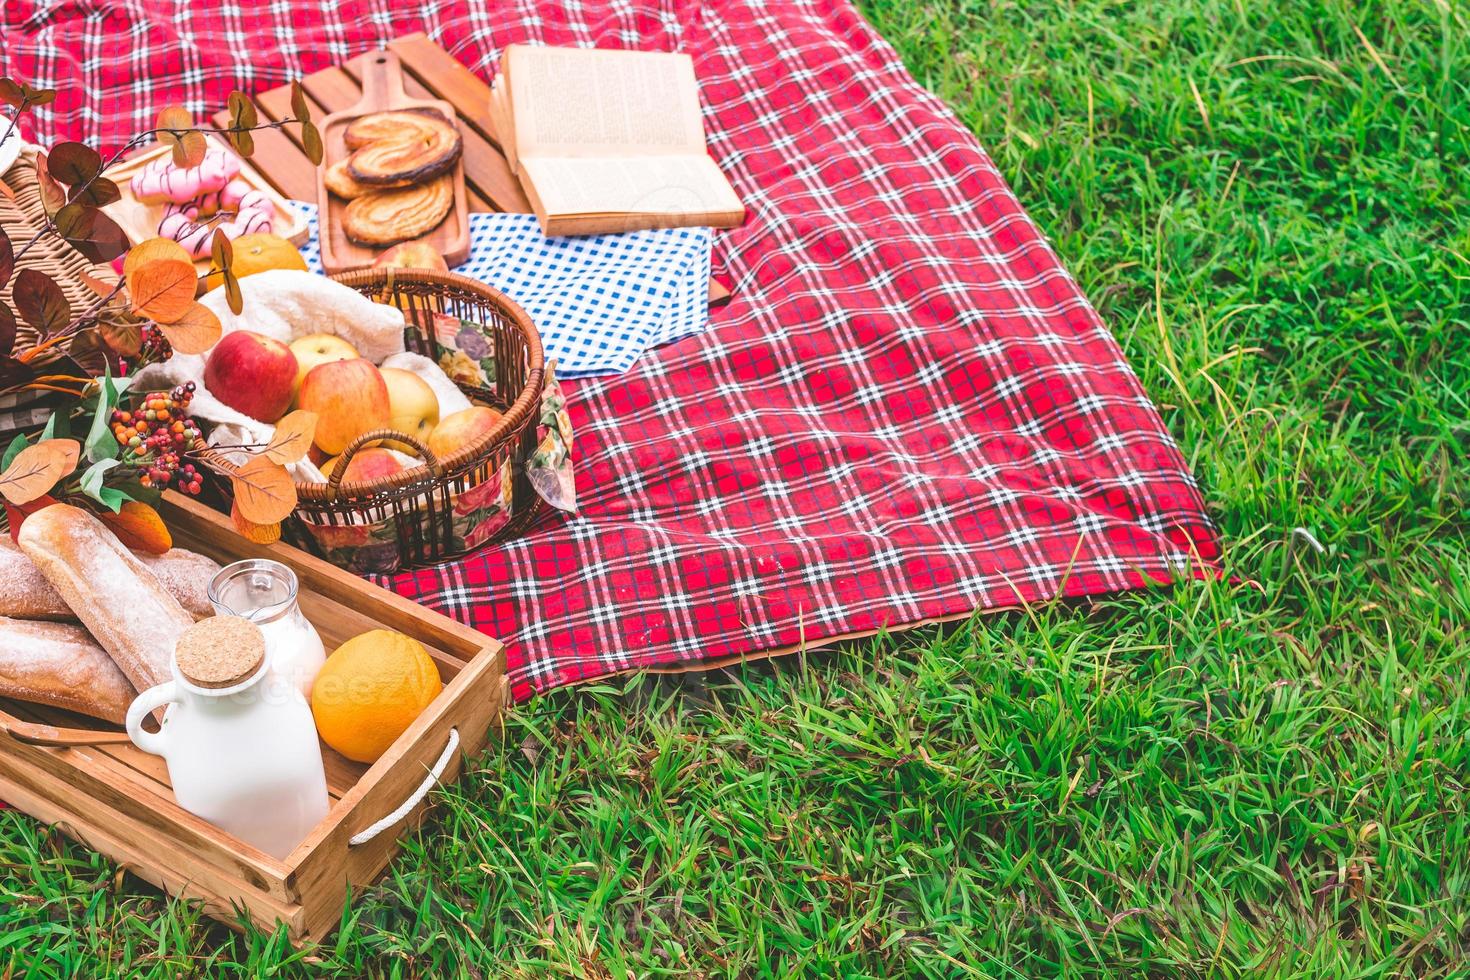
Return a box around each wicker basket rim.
[201,267,545,502]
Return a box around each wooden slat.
[342,51,529,214]
[388,33,505,150]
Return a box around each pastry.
[342,176,453,246]
[159,191,275,259]
[192,177,255,216]
[131,147,242,205]
[0,537,220,619]
[324,159,410,200]
[0,616,138,724]
[343,108,453,150]
[17,504,195,694]
[346,120,461,185]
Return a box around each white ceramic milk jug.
[126,615,329,859]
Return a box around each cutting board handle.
[359,50,408,109]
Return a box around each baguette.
[17,504,194,693]
[0,537,220,619]
[0,616,138,724]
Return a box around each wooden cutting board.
[314,51,471,274]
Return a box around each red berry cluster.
[139,323,173,362]
[117,325,175,376]
[110,382,204,494]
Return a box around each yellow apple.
[288,333,360,402]
[426,405,504,462]
[379,367,440,454]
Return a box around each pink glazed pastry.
[130,148,242,205]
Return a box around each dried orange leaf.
[263,410,317,464]
[98,500,172,555]
[174,130,208,168]
[127,258,197,324]
[0,438,80,505]
[123,237,192,280]
[155,106,194,132]
[231,500,282,544]
[231,455,297,524]
[156,301,222,354]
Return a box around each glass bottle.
[208,559,326,698]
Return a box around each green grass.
[5,0,1469,975]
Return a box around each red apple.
[373,241,450,273]
[336,447,408,484]
[296,358,391,455]
[426,405,503,462]
[203,331,299,423]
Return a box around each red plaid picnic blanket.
[3,1,1220,702]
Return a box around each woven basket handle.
[326,428,444,499]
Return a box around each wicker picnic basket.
[202,269,546,572]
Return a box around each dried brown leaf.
[231,455,297,524]
[262,411,317,464]
[156,301,222,354]
[126,258,197,324]
[0,439,80,505]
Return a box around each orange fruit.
[205,233,308,291]
[310,629,442,763]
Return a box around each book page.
[505,45,706,160]
[520,153,742,219]
[488,76,518,173]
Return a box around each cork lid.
[175,615,266,689]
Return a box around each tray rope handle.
[349,726,459,847]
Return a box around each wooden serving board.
[315,51,471,274]
[102,135,310,266]
[218,33,731,305]
[0,492,508,945]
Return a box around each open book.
[490,45,745,236]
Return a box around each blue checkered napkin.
[287,203,712,377]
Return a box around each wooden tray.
[102,135,310,265]
[315,51,470,274]
[220,32,730,305]
[0,492,508,944]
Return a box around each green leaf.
[1,432,28,470]
[39,410,71,442]
[78,457,129,512]
[83,367,121,463]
